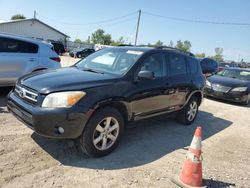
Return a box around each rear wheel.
[76,107,124,157]
[177,97,199,125]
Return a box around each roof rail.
[115,44,194,57]
[117,44,134,47]
[155,46,195,57]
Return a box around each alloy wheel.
[187,101,198,121]
[92,117,119,151]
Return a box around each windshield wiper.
[82,68,104,74]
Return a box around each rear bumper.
[204,87,248,103]
[7,92,91,139]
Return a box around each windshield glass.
[217,69,250,81]
[75,48,144,75]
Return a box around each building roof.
[0,18,69,38]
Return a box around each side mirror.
[137,70,154,80]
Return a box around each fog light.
[58,127,64,134]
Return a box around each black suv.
[50,41,66,55]
[69,48,95,58]
[7,47,205,157]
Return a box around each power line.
[47,16,136,31]
[143,11,250,26]
[40,11,137,26]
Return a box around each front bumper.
[204,87,248,103]
[7,92,91,139]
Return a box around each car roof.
[0,32,53,47]
[197,58,218,62]
[224,67,250,71]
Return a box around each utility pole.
[33,10,37,19]
[134,9,141,46]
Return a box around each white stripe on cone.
[190,136,202,150]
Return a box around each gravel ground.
[60,55,80,67]
[0,56,249,188]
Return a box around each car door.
[167,52,190,108]
[130,52,171,117]
[0,37,39,85]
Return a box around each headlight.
[42,91,86,108]
[206,80,212,87]
[231,87,248,92]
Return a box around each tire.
[243,93,250,106]
[76,107,124,157]
[177,97,199,125]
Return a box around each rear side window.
[187,57,199,74]
[169,53,187,75]
[0,37,38,53]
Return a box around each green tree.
[175,40,192,52]
[212,48,223,62]
[168,40,174,47]
[74,38,82,43]
[11,14,26,20]
[110,37,125,46]
[195,53,206,58]
[153,40,164,47]
[91,29,112,45]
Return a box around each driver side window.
[140,53,166,77]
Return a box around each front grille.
[212,84,231,92]
[14,84,38,104]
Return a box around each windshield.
[217,69,250,81]
[75,48,144,75]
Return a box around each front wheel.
[243,93,250,105]
[177,97,199,125]
[76,107,124,157]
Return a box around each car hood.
[207,75,250,87]
[19,67,117,94]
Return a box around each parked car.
[50,41,66,55]
[218,62,238,72]
[69,48,95,58]
[205,68,250,105]
[0,33,61,87]
[199,58,219,77]
[7,46,205,157]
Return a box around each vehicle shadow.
[0,87,12,113]
[31,110,232,170]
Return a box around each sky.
[0,0,250,61]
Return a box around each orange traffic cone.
[172,126,205,188]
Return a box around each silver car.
[0,33,61,86]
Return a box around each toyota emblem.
[19,89,25,98]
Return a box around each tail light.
[50,57,61,62]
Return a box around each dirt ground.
[0,56,249,188]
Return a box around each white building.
[0,18,69,45]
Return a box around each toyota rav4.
[7,46,205,157]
